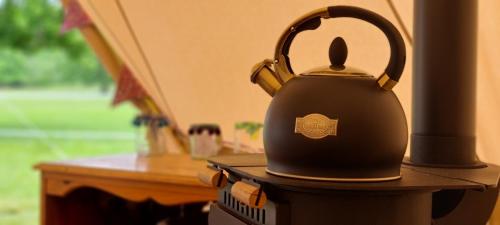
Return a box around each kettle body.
[265,75,408,181]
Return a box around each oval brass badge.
[295,113,338,139]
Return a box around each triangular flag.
[61,0,92,33]
[112,66,149,106]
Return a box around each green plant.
[235,122,264,138]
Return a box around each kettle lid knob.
[329,37,348,67]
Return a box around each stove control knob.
[231,180,267,208]
[198,166,228,188]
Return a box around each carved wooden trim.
[43,172,217,206]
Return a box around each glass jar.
[233,121,264,153]
[189,124,222,159]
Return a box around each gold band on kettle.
[377,73,398,91]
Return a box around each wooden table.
[35,154,217,225]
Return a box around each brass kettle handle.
[274,6,406,90]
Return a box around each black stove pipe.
[410,0,481,167]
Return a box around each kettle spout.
[250,59,282,96]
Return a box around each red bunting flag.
[113,67,149,106]
[60,0,92,33]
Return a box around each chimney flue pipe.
[410,0,481,167]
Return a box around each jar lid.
[188,124,221,135]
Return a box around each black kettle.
[250,6,408,182]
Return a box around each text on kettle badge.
[295,113,338,139]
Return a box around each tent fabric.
[76,0,499,164]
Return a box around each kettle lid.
[301,37,372,77]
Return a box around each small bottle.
[147,117,169,156]
[134,115,169,157]
[133,115,149,157]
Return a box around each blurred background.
[0,0,136,224]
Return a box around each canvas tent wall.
[72,0,500,165]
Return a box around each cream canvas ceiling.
[76,0,500,163]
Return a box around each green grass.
[0,89,138,225]
[0,138,135,225]
[0,90,136,131]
